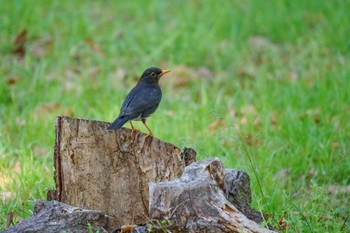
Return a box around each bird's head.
[139,67,170,84]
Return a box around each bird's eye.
[150,72,156,77]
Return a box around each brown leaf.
[6,212,14,227]
[12,29,27,58]
[13,161,21,173]
[209,118,224,132]
[244,134,263,147]
[85,37,104,55]
[7,76,18,86]
[274,211,289,230]
[314,115,320,124]
[278,217,289,230]
[86,66,101,80]
[269,111,280,125]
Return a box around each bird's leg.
[142,119,153,139]
[129,121,139,137]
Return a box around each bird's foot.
[145,134,153,144]
[130,128,140,139]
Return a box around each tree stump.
[149,158,272,233]
[50,116,185,230]
[2,201,110,233]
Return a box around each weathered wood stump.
[148,158,272,233]
[2,201,110,233]
[49,116,185,230]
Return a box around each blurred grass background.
[0,0,349,231]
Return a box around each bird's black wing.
[119,85,162,117]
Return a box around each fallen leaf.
[278,217,289,230]
[85,37,104,55]
[6,212,14,227]
[314,115,321,124]
[209,118,225,132]
[244,134,263,147]
[12,29,27,58]
[13,161,21,173]
[275,211,289,230]
[86,66,101,80]
[7,76,18,86]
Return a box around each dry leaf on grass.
[85,37,105,56]
[244,134,263,147]
[6,212,14,227]
[12,29,27,58]
[7,76,18,86]
[13,161,21,173]
[209,118,225,132]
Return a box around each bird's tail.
[107,115,130,130]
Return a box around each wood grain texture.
[149,158,274,233]
[52,116,184,228]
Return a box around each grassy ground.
[1,0,349,232]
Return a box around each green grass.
[1,0,349,232]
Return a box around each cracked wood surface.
[51,116,184,228]
[149,158,274,233]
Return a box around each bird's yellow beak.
[159,69,170,77]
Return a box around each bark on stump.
[50,116,185,230]
[149,158,272,233]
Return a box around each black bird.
[107,67,170,137]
